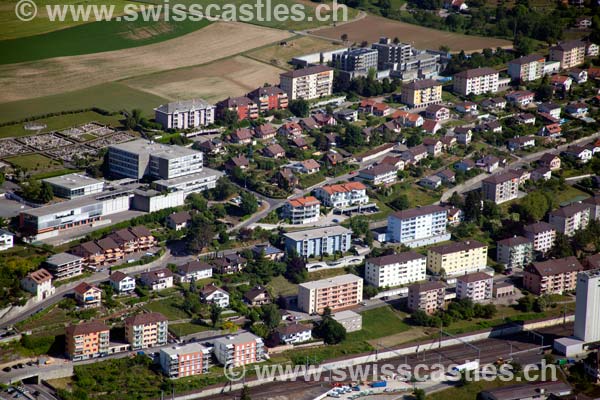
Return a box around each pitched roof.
[109,270,132,283]
[264,143,286,156]
[497,236,531,247]
[404,79,440,90]
[482,170,521,184]
[359,163,397,177]
[454,67,498,79]
[244,285,269,301]
[457,272,493,283]
[366,251,425,266]
[429,240,486,255]
[551,40,585,52]
[276,323,312,336]
[96,237,119,251]
[200,283,228,297]
[168,211,191,225]
[301,159,320,170]
[280,65,333,78]
[73,282,99,295]
[550,202,591,218]
[319,181,366,194]
[287,196,320,208]
[125,312,168,326]
[390,204,447,220]
[178,260,212,274]
[66,321,109,336]
[509,54,544,65]
[24,268,52,284]
[130,226,152,238]
[523,221,555,234]
[75,241,103,255]
[422,119,440,133]
[527,256,583,277]
[409,281,445,293]
[110,228,136,243]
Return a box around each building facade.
[574,269,600,343]
[507,54,545,82]
[365,251,427,288]
[65,321,110,360]
[283,196,321,225]
[549,203,591,237]
[212,332,264,367]
[125,312,169,349]
[481,170,521,204]
[43,173,104,199]
[523,221,557,253]
[549,40,586,69]
[427,240,488,276]
[453,68,499,96]
[280,65,334,100]
[456,272,493,302]
[496,236,533,269]
[154,99,215,130]
[297,274,363,314]
[283,225,352,258]
[21,268,55,301]
[314,182,369,210]
[160,343,211,378]
[523,256,583,295]
[401,79,442,108]
[386,205,450,247]
[407,281,446,314]
[44,253,83,280]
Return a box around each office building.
[365,251,427,288]
[574,269,600,343]
[549,202,591,237]
[407,281,446,314]
[43,173,104,199]
[279,65,334,100]
[212,332,264,367]
[456,272,493,302]
[298,274,363,314]
[453,67,499,96]
[386,205,450,247]
[401,79,442,108]
[154,99,215,130]
[124,312,169,349]
[427,240,488,276]
[160,343,211,378]
[283,225,352,258]
[523,256,583,295]
[332,48,378,72]
[481,170,521,204]
[65,321,110,360]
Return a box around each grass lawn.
[299,172,326,188]
[0,111,122,139]
[0,18,212,64]
[308,267,347,281]
[428,377,520,400]
[245,35,342,69]
[0,82,168,123]
[3,154,63,172]
[169,322,212,337]
[16,305,72,332]
[349,306,411,342]
[143,298,190,320]
[268,275,298,297]
[555,185,590,205]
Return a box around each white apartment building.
[43,173,104,199]
[453,67,500,96]
[358,164,398,186]
[0,229,14,251]
[21,268,55,301]
[496,236,533,269]
[275,323,312,344]
[160,343,211,378]
[297,274,363,314]
[427,240,488,277]
[365,251,427,288]
[523,221,557,253]
[481,170,521,204]
[507,54,545,82]
[574,269,600,343]
[140,268,173,291]
[213,332,264,367]
[549,203,591,237]
[314,182,369,210]
[456,272,493,302]
[386,205,451,247]
[44,253,83,280]
[175,261,213,283]
[280,65,334,100]
[283,225,352,258]
[200,284,230,308]
[282,196,321,225]
[154,99,215,130]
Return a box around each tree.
[219,109,239,126]
[517,295,534,312]
[288,99,309,118]
[239,191,258,216]
[391,194,410,211]
[463,191,482,222]
[210,303,222,327]
[514,35,535,56]
[240,386,252,400]
[314,314,346,344]
[186,215,215,253]
[344,124,364,148]
[518,191,551,222]
[285,252,307,283]
[261,303,280,330]
[414,388,426,400]
[341,33,348,42]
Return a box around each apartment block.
[332,48,378,72]
[407,281,446,314]
[427,240,488,277]
[65,321,110,360]
[154,99,215,130]
[496,236,533,269]
[44,253,83,280]
[283,225,352,258]
[216,96,259,120]
[365,251,427,288]
[358,164,398,186]
[549,40,586,69]
[43,173,104,199]
[371,37,412,69]
[314,182,369,210]
[401,79,442,108]
[160,343,211,378]
[523,256,583,295]
[280,65,334,100]
[282,196,321,225]
[247,86,288,113]
[456,272,493,302]
[73,282,102,308]
[213,332,264,367]
[574,269,600,343]
[274,323,312,345]
[507,54,545,82]
[549,202,591,237]
[453,67,499,96]
[386,205,450,247]
[21,268,55,301]
[481,170,521,204]
[297,274,363,314]
[125,312,169,350]
[523,221,557,253]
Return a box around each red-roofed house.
[283,196,321,224]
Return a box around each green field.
[4,153,62,171]
[0,110,122,139]
[347,306,411,342]
[169,322,212,336]
[0,17,212,65]
[143,297,190,320]
[0,83,167,124]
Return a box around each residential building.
[551,75,573,91]
[566,102,589,118]
[507,136,536,151]
[216,96,259,120]
[538,153,561,171]
[280,65,334,100]
[423,137,443,157]
[574,269,600,343]
[493,282,515,298]
[587,43,599,57]
[407,281,446,314]
[244,285,271,306]
[401,145,428,164]
[365,251,427,288]
[278,122,303,138]
[253,123,277,140]
[44,253,83,280]
[70,241,105,269]
[125,312,168,349]
[65,321,110,360]
[476,155,500,173]
[563,145,592,163]
[506,90,535,107]
[456,272,493,302]
[43,173,104,199]
[386,205,450,247]
[427,240,488,276]
[200,284,230,308]
[419,175,442,189]
[332,48,378,72]
[213,332,264,367]
[160,343,211,378]
[335,109,359,122]
[422,119,442,134]
[167,211,192,231]
[212,254,247,274]
[247,86,288,112]
[532,166,552,182]
[481,97,507,110]
[0,229,13,251]
[252,244,285,261]
[331,310,362,332]
[549,40,586,69]
[538,103,562,119]
[455,102,478,114]
[274,323,312,345]
[583,196,600,220]
[401,79,442,108]
[436,169,456,184]
[371,37,412,69]
[263,143,286,159]
[569,68,588,84]
[496,236,533,269]
[514,113,536,125]
[454,127,472,145]
[175,261,213,283]
[225,155,249,171]
[479,381,572,400]
[297,274,363,314]
[292,159,320,175]
[393,110,424,127]
[453,67,499,96]
[109,271,136,294]
[508,54,545,82]
[96,237,124,264]
[481,170,521,204]
[21,268,55,301]
[283,225,352,258]
[454,159,475,172]
[73,282,102,308]
[314,182,369,210]
[523,221,557,253]
[549,202,591,236]
[358,164,398,186]
[140,268,174,291]
[283,196,321,225]
[154,99,215,130]
[523,256,583,295]
[539,123,562,138]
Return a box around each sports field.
[316,14,512,52]
[123,55,285,102]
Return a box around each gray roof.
[155,99,213,114]
[161,343,210,357]
[454,67,498,79]
[43,173,103,190]
[213,332,262,346]
[46,252,83,266]
[366,251,425,266]
[284,225,352,241]
[299,274,362,290]
[281,65,333,79]
[480,381,571,400]
[390,204,447,220]
[154,168,224,187]
[109,139,199,159]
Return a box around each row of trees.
[412,298,498,327]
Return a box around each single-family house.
[175,261,213,283]
[200,284,230,308]
[109,271,136,294]
[454,127,472,145]
[566,102,588,118]
[263,143,286,159]
[507,136,536,151]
